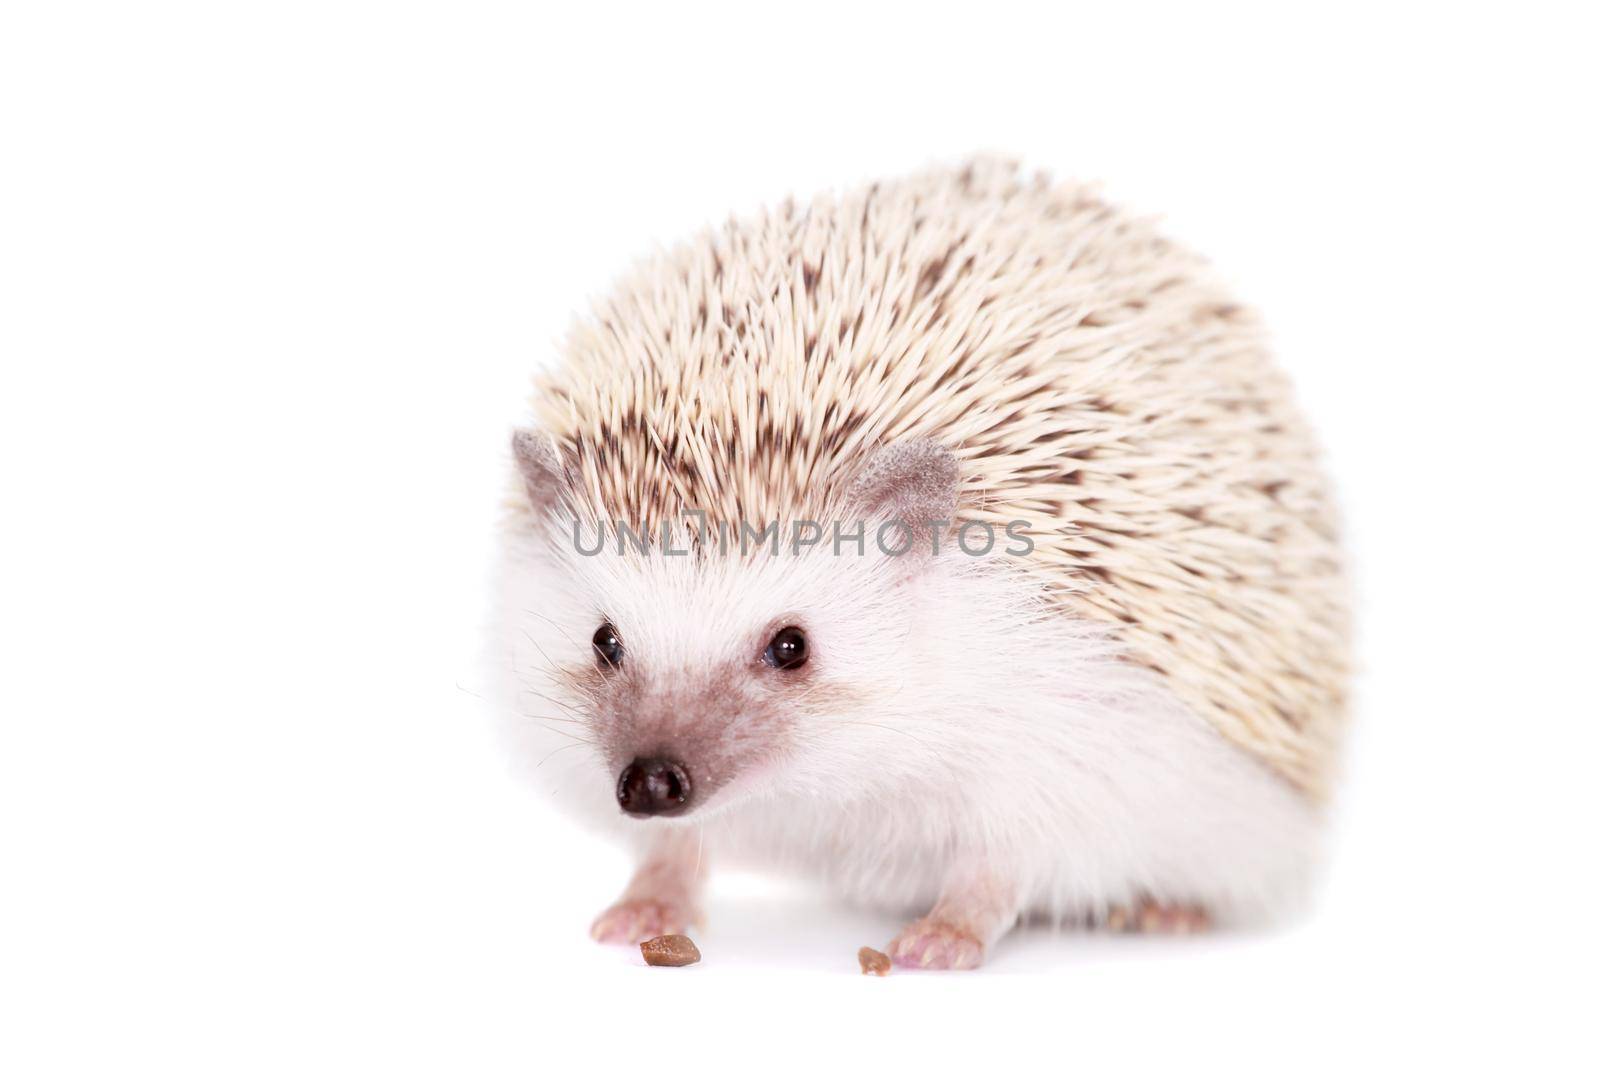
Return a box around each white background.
[4,2,1597,1063]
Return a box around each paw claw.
[888,918,986,971]
[1108,900,1210,935]
[590,898,687,945]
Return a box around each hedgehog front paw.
[590,897,690,944]
[888,917,987,970]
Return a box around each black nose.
[617,758,691,816]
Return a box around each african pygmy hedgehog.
[495,158,1349,969]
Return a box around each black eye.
[763,626,808,671]
[593,623,623,668]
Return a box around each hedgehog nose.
[617,757,692,817]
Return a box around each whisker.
[519,628,562,674]
[515,686,591,718]
[537,741,589,768]
[523,609,578,643]
[524,719,590,745]
[519,713,585,727]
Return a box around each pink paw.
[589,898,689,945]
[888,918,986,970]
[1105,900,1211,935]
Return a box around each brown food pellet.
[639,933,701,967]
[858,946,892,976]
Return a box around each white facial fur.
[493,445,1319,927]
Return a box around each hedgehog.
[495,158,1349,970]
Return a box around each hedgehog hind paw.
[1104,900,1211,935]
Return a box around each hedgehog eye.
[593,623,623,669]
[763,626,808,671]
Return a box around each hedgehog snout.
[616,756,692,817]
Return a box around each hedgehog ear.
[846,439,960,557]
[511,429,566,514]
